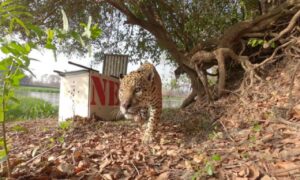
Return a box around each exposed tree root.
[105,0,300,108]
[188,2,300,102]
[180,90,197,109]
[265,9,300,48]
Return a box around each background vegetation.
[0,0,101,176]
[17,86,59,93]
[6,97,58,121]
[16,0,299,109]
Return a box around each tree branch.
[255,40,294,69]
[265,9,300,48]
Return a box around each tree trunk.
[105,0,206,107]
[106,0,300,108]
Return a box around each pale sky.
[28,49,175,84]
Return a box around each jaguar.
[119,62,162,144]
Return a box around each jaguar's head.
[118,69,154,117]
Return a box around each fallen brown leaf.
[57,163,74,175]
[102,173,113,180]
[260,175,272,180]
[156,171,169,180]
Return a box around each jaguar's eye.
[134,87,141,93]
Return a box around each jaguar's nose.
[122,101,131,110]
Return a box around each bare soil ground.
[1,59,300,179]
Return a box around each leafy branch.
[0,0,101,177]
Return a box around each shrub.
[6,97,58,121]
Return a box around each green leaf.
[82,16,92,38]
[212,154,221,161]
[14,17,30,35]
[58,136,64,143]
[205,163,214,176]
[191,171,201,180]
[61,9,69,32]
[22,66,36,77]
[0,138,4,147]
[0,0,14,7]
[11,124,28,132]
[46,29,54,44]
[0,62,7,71]
[249,135,256,142]
[70,31,85,47]
[9,42,28,54]
[70,31,81,41]
[59,120,72,130]
[257,39,264,45]
[79,22,86,28]
[0,150,7,163]
[248,38,265,47]
[13,57,23,66]
[49,137,55,143]
[55,29,67,40]
[247,39,252,46]
[1,46,10,54]
[24,43,31,53]
[45,43,56,50]
[252,39,257,46]
[21,55,30,66]
[1,41,28,56]
[12,72,25,86]
[91,24,102,40]
[2,45,20,56]
[252,123,261,132]
[0,110,3,122]
[271,42,276,48]
[9,18,15,33]
[28,24,45,39]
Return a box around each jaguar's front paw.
[142,133,154,144]
[134,115,146,126]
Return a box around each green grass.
[163,96,184,101]
[6,97,58,121]
[17,86,59,93]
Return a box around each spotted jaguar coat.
[119,63,162,144]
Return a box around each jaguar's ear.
[119,73,124,79]
[147,69,155,82]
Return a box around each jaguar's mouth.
[125,108,137,115]
[124,113,135,119]
[120,106,136,115]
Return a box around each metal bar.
[68,61,94,71]
[53,70,65,77]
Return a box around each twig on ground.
[273,165,300,175]
[263,163,270,174]
[23,145,58,165]
[131,161,140,175]
[223,163,242,169]
[218,120,235,142]
[223,89,248,105]
[209,112,224,128]
[275,117,300,130]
